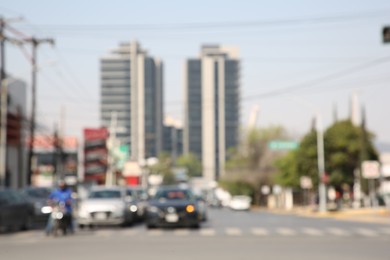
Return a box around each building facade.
[184,45,240,181]
[163,116,183,162]
[100,41,163,162]
[4,78,27,188]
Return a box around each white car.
[229,195,252,211]
[77,186,134,228]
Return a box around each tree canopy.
[275,119,378,190]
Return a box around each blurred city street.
[1,1,390,259]
[1,207,389,260]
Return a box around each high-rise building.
[184,45,240,181]
[100,41,163,162]
[163,116,183,162]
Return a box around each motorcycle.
[50,202,70,236]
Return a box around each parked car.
[145,186,202,229]
[0,188,34,232]
[20,187,52,221]
[229,195,252,211]
[77,186,134,228]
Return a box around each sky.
[1,0,390,148]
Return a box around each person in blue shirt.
[45,180,74,235]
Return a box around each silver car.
[77,186,134,228]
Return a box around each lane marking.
[251,228,269,236]
[225,228,242,236]
[199,228,216,236]
[355,228,378,237]
[379,227,390,235]
[302,228,323,236]
[327,228,350,236]
[147,230,163,236]
[276,228,296,236]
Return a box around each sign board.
[362,160,380,179]
[300,176,313,189]
[380,153,390,177]
[114,144,129,170]
[273,185,282,195]
[261,185,270,195]
[268,140,299,151]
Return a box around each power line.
[242,56,390,101]
[17,9,390,32]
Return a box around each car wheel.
[146,223,156,229]
[21,215,34,231]
[190,223,200,229]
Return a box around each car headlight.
[41,206,52,214]
[129,205,138,213]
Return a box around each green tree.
[274,150,299,188]
[275,119,378,191]
[325,120,378,190]
[149,152,175,185]
[176,153,202,178]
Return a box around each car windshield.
[154,189,192,200]
[25,188,51,199]
[88,190,122,199]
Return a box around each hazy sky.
[2,0,390,146]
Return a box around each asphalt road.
[1,208,389,260]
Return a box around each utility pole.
[106,111,118,186]
[316,114,327,213]
[0,18,7,187]
[26,37,54,185]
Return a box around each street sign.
[300,176,313,189]
[261,185,270,195]
[383,26,390,43]
[268,140,299,151]
[114,144,129,170]
[362,160,380,179]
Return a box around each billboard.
[83,128,108,184]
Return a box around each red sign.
[84,128,109,141]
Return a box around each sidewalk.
[260,206,390,225]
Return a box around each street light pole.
[316,114,327,213]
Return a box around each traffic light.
[6,112,21,146]
[383,26,390,43]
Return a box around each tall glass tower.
[100,41,163,161]
[184,45,240,181]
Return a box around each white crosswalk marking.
[277,228,296,236]
[225,228,242,236]
[355,228,378,237]
[251,228,269,236]
[302,228,323,236]
[379,227,390,235]
[147,230,163,236]
[327,228,350,236]
[199,228,216,236]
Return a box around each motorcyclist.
[45,180,74,235]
